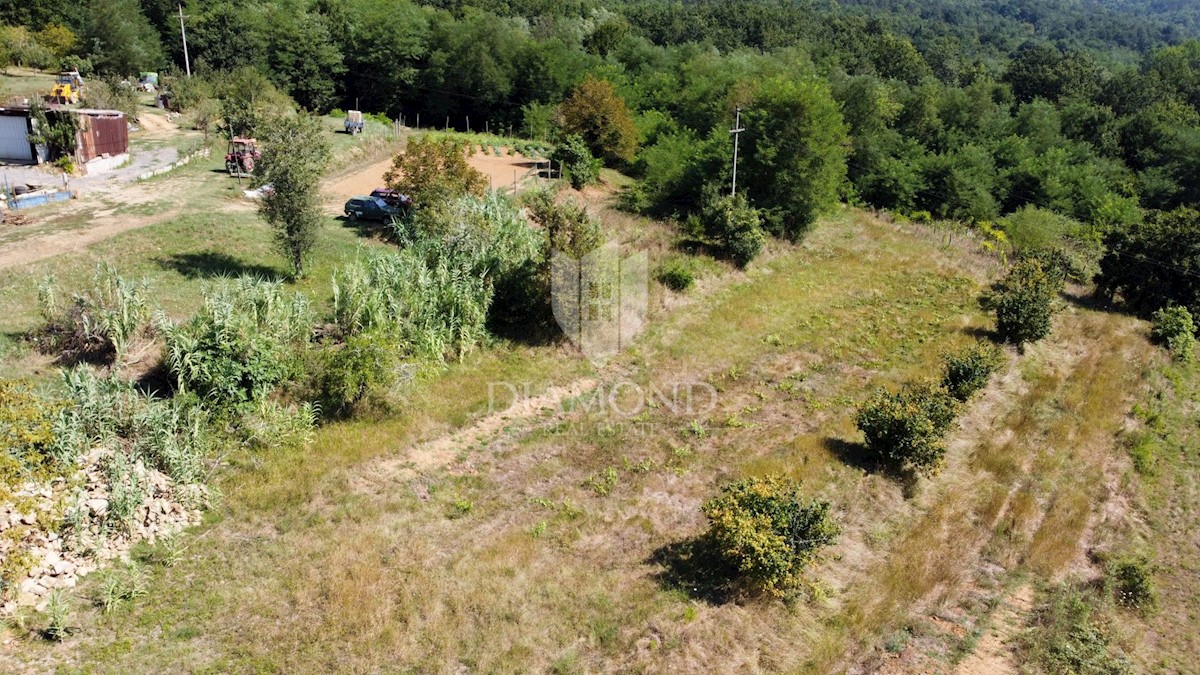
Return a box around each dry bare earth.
[0,211,1159,673]
[324,149,543,207]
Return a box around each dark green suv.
[343,195,401,221]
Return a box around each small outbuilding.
[0,106,130,174]
[71,108,130,174]
[0,107,37,163]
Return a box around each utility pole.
[729,106,744,196]
[178,4,191,77]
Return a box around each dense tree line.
[5,0,1200,309]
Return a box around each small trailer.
[344,110,364,135]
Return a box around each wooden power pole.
[729,107,744,196]
[178,4,191,77]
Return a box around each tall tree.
[254,114,331,278]
[263,3,344,111]
[83,0,164,74]
[740,76,849,239]
[339,0,428,116]
[559,75,639,165]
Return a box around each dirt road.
[324,149,546,204]
[0,144,543,272]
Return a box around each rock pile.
[0,448,206,615]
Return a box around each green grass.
[0,175,1175,672]
[1115,357,1200,670]
[0,67,56,100]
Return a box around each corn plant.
[94,564,149,614]
[133,399,209,484]
[333,248,490,360]
[105,450,148,532]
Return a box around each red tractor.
[225,137,260,177]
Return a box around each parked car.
[343,195,401,221]
[369,188,413,208]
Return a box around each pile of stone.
[0,449,207,615]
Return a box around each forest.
[4,1,1200,670]
[5,0,1200,297]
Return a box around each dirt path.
[351,378,596,493]
[955,585,1034,675]
[0,210,178,270]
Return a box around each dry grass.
[0,208,1168,673]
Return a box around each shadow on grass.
[672,237,729,262]
[647,535,741,605]
[962,324,1000,342]
[822,436,921,497]
[1060,286,1114,312]
[134,359,176,399]
[156,251,282,281]
[823,436,880,473]
[338,214,394,241]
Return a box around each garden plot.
[325,148,547,206]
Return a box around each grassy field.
[0,190,1171,672]
[0,67,56,101]
[0,113,1185,672]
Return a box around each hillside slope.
[0,208,1166,673]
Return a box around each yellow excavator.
[46,70,84,105]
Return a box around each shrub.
[0,380,61,499]
[702,193,766,268]
[655,257,697,292]
[0,26,55,69]
[701,475,839,596]
[160,72,214,114]
[79,77,142,121]
[1150,305,1195,361]
[1107,555,1158,614]
[332,249,491,361]
[1097,207,1200,316]
[319,332,399,416]
[523,189,603,258]
[551,134,601,190]
[1125,432,1158,476]
[160,277,314,409]
[27,101,77,161]
[1018,585,1133,675]
[36,264,151,363]
[942,341,1005,401]
[855,380,961,476]
[384,136,487,207]
[997,205,1105,283]
[993,257,1061,345]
